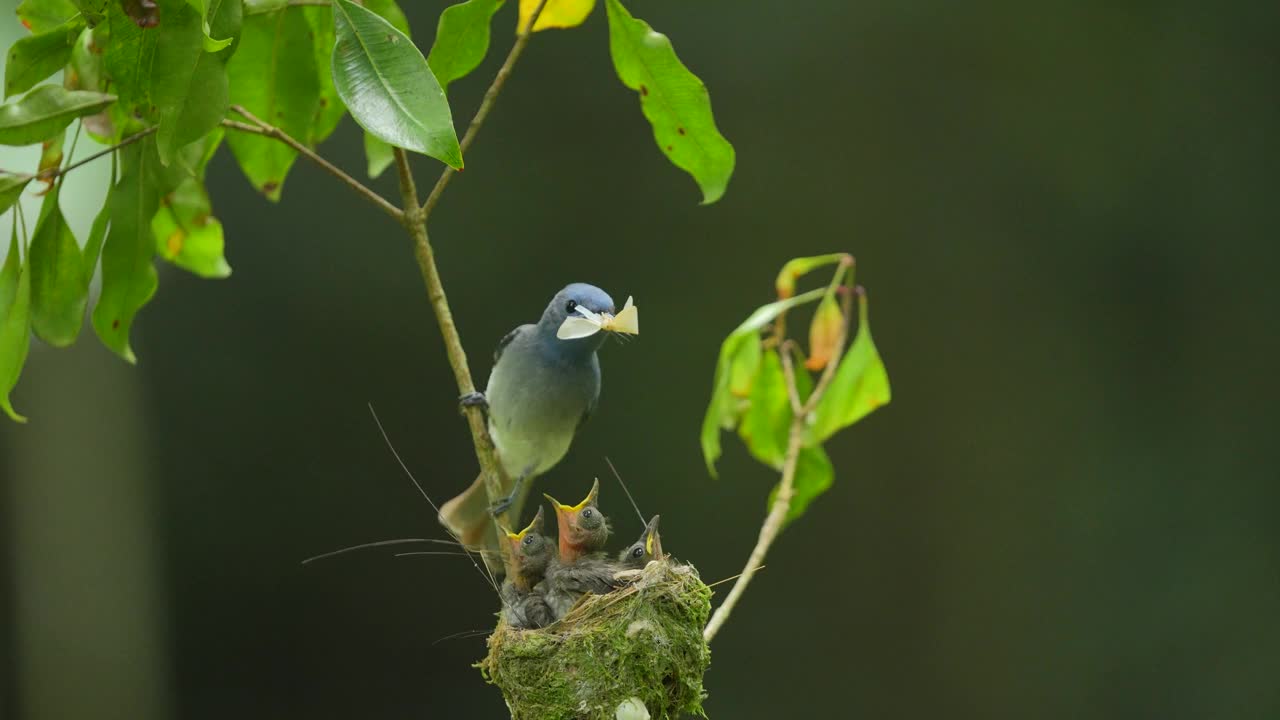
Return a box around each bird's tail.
[439,473,536,574]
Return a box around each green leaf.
[0,226,33,422]
[303,6,345,144]
[427,0,503,91]
[16,0,79,34]
[0,85,116,146]
[738,349,790,469]
[331,0,462,168]
[804,291,891,446]
[28,185,87,346]
[700,287,825,477]
[70,0,109,26]
[104,0,159,122]
[153,2,229,163]
[363,131,394,178]
[768,446,833,526]
[92,141,160,363]
[81,189,111,287]
[183,0,234,51]
[605,0,734,204]
[244,0,288,14]
[5,17,86,99]
[226,8,321,200]
[67,25,116,141]
[153,177,230,278]
[0,175,33,215]
[363,0,410,36]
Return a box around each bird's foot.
[490,475,527,518]
[458,392,488,414]
[490,493,514,517]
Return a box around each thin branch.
[222,109,402,222]
[393,147,513,567]
[420,0,551,218]
[703,262,858,644]
[0,127,157,184]
[703,349,807,643]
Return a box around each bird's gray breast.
[485,328,601,479]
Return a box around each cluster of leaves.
[0,0,736,422]
[701,254,891,524]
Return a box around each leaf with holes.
[0,85,115,146]
[5,17,85,99]
[331,0,461,168]
[226,7,320,200]
[605,0,734,204]
[428,0,503,90]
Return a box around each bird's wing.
[576,384,598,435]
[493,326,528,366]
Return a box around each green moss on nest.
[479,559,712,720]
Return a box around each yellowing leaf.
[804,290,890,445]
[518,0,594,32]
[806,294,842,371]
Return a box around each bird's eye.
[565,300,578,314]
[522,535,534,546]
[631,546,644,559]
[581,508,593,518]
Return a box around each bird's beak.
[544,479,600,515]
[505,506,545,543]
[644,515,663,558]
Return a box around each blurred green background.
[3,0,1279,718]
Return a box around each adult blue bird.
[439,283,620,559]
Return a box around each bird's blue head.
[538,283,615,352]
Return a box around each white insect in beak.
[556,296,640,340]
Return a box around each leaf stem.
[420,0,551,218]
[221,108,402,222]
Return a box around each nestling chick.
[499,507,555,629]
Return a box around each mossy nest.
[479,559,712,720]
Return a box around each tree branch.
[221,110,402,222]
[703,260,858,644]
[394,148,513,564]
[703,348,807,643]
[420,0,550,218]
[0,127,156,184]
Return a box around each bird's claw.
[490,494,514,517]
[459,392,488,412]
